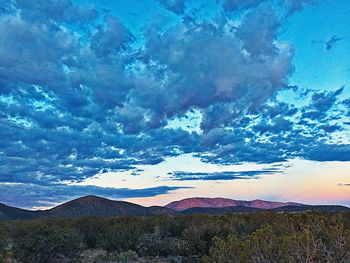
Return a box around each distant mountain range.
[0,196,349,220]
[165,197,301,211]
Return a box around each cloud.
[0,0,349,207]
[0,0,14,14]
[338,183,350,187]
[170,169,280,181]
[91,15,134,57]
[140,8,293,126]
[303,144,350,162]
[220,0,266,12]
[301,87,344,120]
[344,98,350,107]
[284,0,317,15]
[342,97,350,116]
[14,0,98,24]
[325,35,343,50]
[156,0,186,14]
[0,183,190,208]
[196,90,350,165]
[0,15,78,90]
[310,87,343,112]
[220,0,317,15]
[237,7,280,57]
[254,116,293,134]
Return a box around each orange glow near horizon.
[119,158,350,207]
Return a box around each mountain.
[165,197,300,211]
[272,205,350,213]
[43,195,175,218]
[0,203,40,220]
[180,206,262,215]
[0,195,175,220]
[0,196,348,220]
[180,205,350,215]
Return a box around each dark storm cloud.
[0,183,190,208]
[0,0,349,205]
[170,169,280,181]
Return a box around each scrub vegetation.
[0,212,349,262]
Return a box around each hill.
[180,204,350,215]
[0,196,349,220]
[43,195,174,218]
[0,195,175,220]
[165,197,300,211]
[272,204,350,213]
[0,203,40,220]
[180,206,262,215]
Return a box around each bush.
[0,212,348,262]
[204,213,350,263]
[12,223,82,263]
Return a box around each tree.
[203,235,246,263]
[324,215,350,263]
[13,223,82,263]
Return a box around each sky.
[0,0,349,209]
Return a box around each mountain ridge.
[0,195,348,220]
[0,195,175,220]
[164,197,302,211]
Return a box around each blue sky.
[0,0,349,208]
[281,0,350,92]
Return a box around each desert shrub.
[12,223,82,263]
[73,217,105,249]
[115,250,138,262]
[97,217,144,252]
[203,213,350,263]
[0,212,348,262]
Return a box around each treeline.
[0,212,349,262]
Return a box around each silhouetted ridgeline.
[1,195,349,220]
[0,195,175,220]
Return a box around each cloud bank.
[0,0,349,205]
[170,169,280,181]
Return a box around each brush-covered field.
[0,212,349,263]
